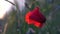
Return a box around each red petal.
[25,11,33,24]
[29,7,46,23]
[33,21,43,28]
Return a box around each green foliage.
[5,10,18,34]
[5,0,60,34]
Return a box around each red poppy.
[25,7,46,28]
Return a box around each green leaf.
[35,1,40,6]
[30,3,35,10]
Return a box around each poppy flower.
[25,7,46,28]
